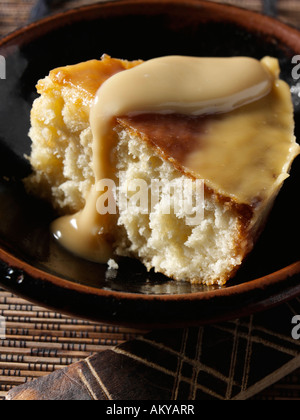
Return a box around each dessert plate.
[0,0,299,328]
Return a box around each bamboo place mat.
[1,0,300,401]
[2,288,300,400]
[0,288,144,400]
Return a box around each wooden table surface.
[0,0,300,401]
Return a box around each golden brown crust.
[37,55,142,98]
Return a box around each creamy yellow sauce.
[51,55,299,263]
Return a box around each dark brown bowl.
[0,0,299,328]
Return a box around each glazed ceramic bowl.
[0,0,299,328]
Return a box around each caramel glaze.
[119,113,213,163]
[49,55,142,97]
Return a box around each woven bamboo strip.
[1,339,114,352]
[0,361,67,372]
[0,372,62,384]
[0,390,10,398]
[5,327,134,339]
[5,323,138,334]
[0,376,28,385]
[0,369,50,381]
[0,291,21,298]
[1,309,79,318]
[4,332,130,344]
[4,333,127,344]
[1,366,62,377]
[0,353,80,365]
[3,315,104,325]
[0,345,107,357]
[0,303,69,312]
[3,320,144,334]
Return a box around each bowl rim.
[1,247,300,302]
[0,0,299,308]
[1,0,300,50]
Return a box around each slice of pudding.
[24,54,299,285]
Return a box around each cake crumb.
[107,258,119,270]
